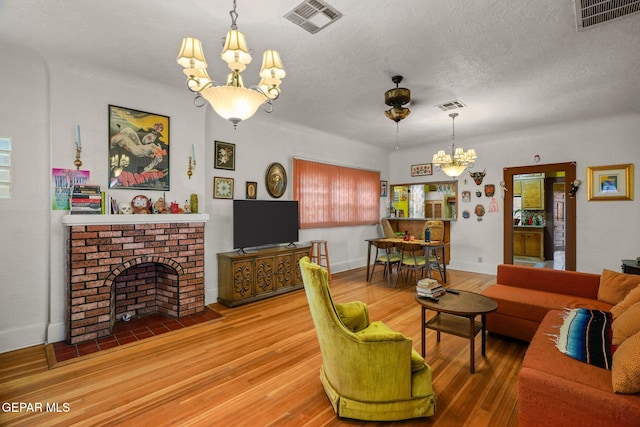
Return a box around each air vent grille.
[435,100,466,112]
[574,0,640,30]
[284,0,343,34]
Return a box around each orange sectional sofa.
[481,264,640,426]
[481,264,612,342]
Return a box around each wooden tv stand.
[217,244,311,307]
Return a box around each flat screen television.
[233,200,299,250]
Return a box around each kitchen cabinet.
[424,200,444,218]
[513,227,544,260]
[521,179,544,210]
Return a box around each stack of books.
[70,184,102,214]
[416,278,445,299]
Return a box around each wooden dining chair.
[369,240,402,287]
[395,242,427,286]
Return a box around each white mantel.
[62,213,210,226]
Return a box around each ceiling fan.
[384,75,411,123]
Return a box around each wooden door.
[554,184,566,250]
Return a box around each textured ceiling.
[1,0,639,151]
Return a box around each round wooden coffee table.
[415,290,498,374]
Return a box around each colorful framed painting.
[587,164,634,201]
[108,105,170,190]
[214,177,234,199]
[214,140,235,170]
[246,181,257,199]
[380,180,388,197]
[411,163,432,177]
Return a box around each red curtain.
[293,158,380,229]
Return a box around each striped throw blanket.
[553,308,613,370]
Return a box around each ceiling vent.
[435,100,466,112]
[284,0,343,34]
[574,0,640,30]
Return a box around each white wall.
[1,39,638,353]
[0,43,389,352]
[389,114,640,274]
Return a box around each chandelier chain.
[230,0,238,29]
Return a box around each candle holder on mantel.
[187,156,196,179]
[74,144,82,170]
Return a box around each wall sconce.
[74,125,82,170]
[187,144,196,179]
[569,179,581,198]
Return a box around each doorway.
[503,162,576,271]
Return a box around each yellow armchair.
[299,256,436,421]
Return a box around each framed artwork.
[246,181,257,199]
[411,163,432,177]
[380,180,388,197]
[108,105,170,190]
[265,162,287,198]
[214,140,235,170]
[213,177,234,199]
[587,164,634,201]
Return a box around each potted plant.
[513,209,521,225]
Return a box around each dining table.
[365,237,449,283]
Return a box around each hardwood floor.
[0,267,527,426]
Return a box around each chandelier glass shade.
[432,113,477,177]
[176,1,285,128]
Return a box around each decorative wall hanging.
[475,190,482,198]
[108,105,170,190]
[462,210,470,219]
[474,204,486,218]
[587,164,634,201]
[214,140,236,170]
[265,162,287,198]
[214,177,234,199]
[461,191,471,202]
[489,198,499,213]
[246,181,257,199]
[469,169,486,185]
[484,184,495,197]
[380,180,388,197]
[411,163,432,176]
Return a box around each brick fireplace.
[63,214,209,344]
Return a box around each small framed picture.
[246,181,257,199]
[380,180,388,197]
[587,164,634,201]
[411,163,432,176]
[214,140,235,170]
[213,177,234,199]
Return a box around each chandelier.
[176,0,285,128]
[432,113,477,177]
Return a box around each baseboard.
[0,323,47,354]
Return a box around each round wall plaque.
[265,162,287,198]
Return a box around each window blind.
[293,158,380,229]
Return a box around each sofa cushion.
[598,269,640,305]
[554,308,613,370]
[482,284,612,324]
[524,310,613,391]
[612,302,640,346]
[612,331,640,394]
[612,284,640,319]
